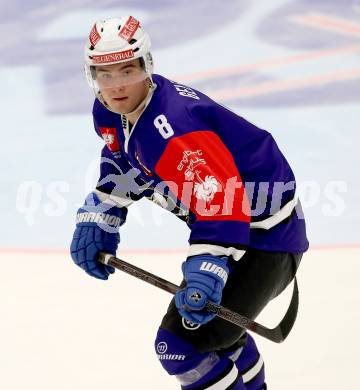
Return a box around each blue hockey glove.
[70,192,127,280]
[175,254,229,325]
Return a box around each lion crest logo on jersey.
[177,150,219,202]
[194,175,219,202]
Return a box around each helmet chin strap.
[122,77,155,122]
[125,86,152,116]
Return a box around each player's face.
[95,59,149,114]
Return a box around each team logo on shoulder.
[103,133,114,145]
[100,127,120,153]
[182,318,201,330]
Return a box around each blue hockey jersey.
[92,74,309,260]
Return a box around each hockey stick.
[98,252,299,343]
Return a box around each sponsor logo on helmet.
[119,16,140,42]
[92,49,134,64]
[89,23,101,47]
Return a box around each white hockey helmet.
[84,16,153,104]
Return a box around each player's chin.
[108,102,129,114]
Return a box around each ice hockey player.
[70,15,309,389]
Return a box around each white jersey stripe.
[205,364,238,390]
[242,355,264,384]
[188,244,246,261]
[250,190,299,230]
[228,346,244,362]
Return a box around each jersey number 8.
[154,114,174,139]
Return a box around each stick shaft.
[99,252,298,343]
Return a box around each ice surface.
[0,248,359,389]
